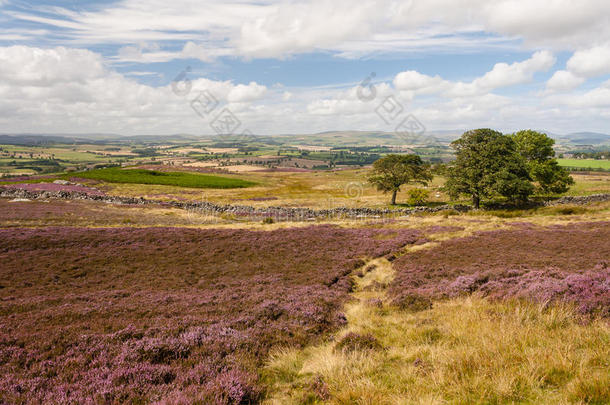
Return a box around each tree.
[445,129,533,208]
[368,154,432,205]
[511,130,574,194]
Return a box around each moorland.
[0,130,609,404]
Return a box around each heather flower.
[390,222,610,317]
[0,224,424,403]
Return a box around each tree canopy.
[444,128,533,208]
[368,154,432,205]
[511,130,574,194]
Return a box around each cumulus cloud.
[306,82,396,115]
[392,51,556,98]
[393,71,445,93]
[545,70,585,92]
[227,82,267,103]
[0,46,105,85]
[566,44,610,78]
[468,50,556,90]
[546,79,610,108]
[1,0,610,136]
[0,45,269,134]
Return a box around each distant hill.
[0,133,201,145]
[1,130,608,147]
[0,134,89,145]
[560,132,610,145]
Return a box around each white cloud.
[0,45,270,134]
[306,82,395,115]
[180,41,230,63]
[545,70,585,92]
[469,50,556,90]
[392,51,555,98]
[0,38,607,135]
[124,71,161,77]
[115,42,229,63]
[477,0,610,49]
[0,46,105,85]
[8,0,610,61]
[545,79,610,108]
[566,44,610,78]
[393,71,445,92]
[227,82,267,103]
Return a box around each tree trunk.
[472,194,480,209]
[391,189,398,205]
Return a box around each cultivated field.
[558,158,610,170]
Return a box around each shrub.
[407,188,430,206]
[134,338,190,364]
[207,369,261,405]
[551,206,588,215]
[366,298,383,308]
[262,217,275,224]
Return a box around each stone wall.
[2,186,608,221]
[0,186,471,221]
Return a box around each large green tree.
[368,154,432,205]
[511,130,574,194]
[445,129,533,208]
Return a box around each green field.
[66,168,256,189]
[558,158,610,170]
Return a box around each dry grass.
[263,252,610,405]
[2,197,608,234]
[7,167,607,210]
[91,168,450,208]
[564,172,610,196]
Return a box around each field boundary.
[3,186,610,221]
[0,186,471,220]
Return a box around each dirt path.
[261,255,400,404]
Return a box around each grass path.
[262,234,610,404]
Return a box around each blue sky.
[0,0,609,135]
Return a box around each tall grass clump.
[264,298,610,404]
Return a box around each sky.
[0,0,609,136]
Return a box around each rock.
[543,194,610,206]
[52,180,71,185]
